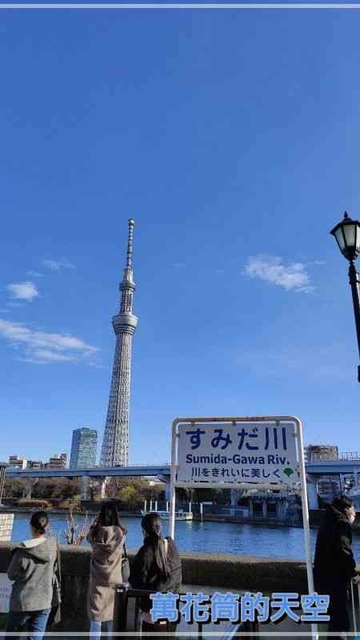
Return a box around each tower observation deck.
[100,219,138,467]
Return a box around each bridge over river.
[3,459,360,507]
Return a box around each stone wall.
[0,543,308,631]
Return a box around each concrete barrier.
[0,543,308,631]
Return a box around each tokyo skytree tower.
[100,219,138,467]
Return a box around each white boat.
[348,486,360,498]
[141,509,193,521]
[347,486,360,510]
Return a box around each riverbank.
[4,505,360,531]
[0,505,306,527]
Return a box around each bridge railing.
[3,464,172,480]
[340,452,360,461]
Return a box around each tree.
[32,478,80,501]
[3,478,81,503]
[118,485,139,503]
[4,479,29,498]
[104,478,164,509]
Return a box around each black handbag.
[121,543,130,583]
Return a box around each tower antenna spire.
[126,218,135,270]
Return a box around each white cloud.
[6,281,40,302]
[243,255,313,293]
[0,319,99,365]
[27,271,44,278]
[42,259,75,271]
[23,350,76,364]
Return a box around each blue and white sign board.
[169,415,316,637]
[0,574,11,613]
[176,422,299,487]
[0,513,14,542]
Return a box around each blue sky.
[1,6,360,464]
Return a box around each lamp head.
[330,212,360,262]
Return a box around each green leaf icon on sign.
[283,467,294,477]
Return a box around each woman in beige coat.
[87,502,127,639]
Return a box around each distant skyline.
[1,7,360,464]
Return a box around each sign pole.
[295,417,318,640]
[169,419,178,540]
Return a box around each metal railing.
[340,452,360,461]
[112,583,259,639]
[348,579,360,634]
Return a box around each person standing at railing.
[314,495,360,640]
[130,512,182,639]
[87,501,127,640]
[5,511,58,640]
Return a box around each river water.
[10,513,360,560]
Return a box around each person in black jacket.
[130,512,182,639]
[314,495,360,638]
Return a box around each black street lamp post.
[330,211,360,382]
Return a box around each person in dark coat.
[130,512,182,639]
[314,495,360,638]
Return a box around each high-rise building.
[305,444,338,462]
[8,456,27,469]
[100,219,138,467]
[27,460,44,470]
[46,453,68,469]
[70,427,98,468]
